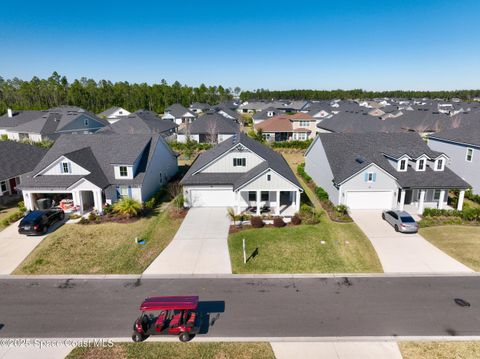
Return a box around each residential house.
[0,141,47,203]
[99,110,177,140]
[252,107,282,125]
[97,107,131,124]
[428,124,480,194]
[254,113,317,141]
[20,133,178,214]
[162,104,197,125]
[181,133,302,216]
[189,102,211,114]
[0,106,109,142]
[177,112,239,144]
[214,106,243,123]
[305,133,470,214]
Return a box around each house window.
[0,181,6,193]
[435,159,444,171]
[84,118,89,126]
[434,190,442,201]
[417,158,426,171]
[233,158,246,167]
[365,172,376,182]
[261,191,269,201]
[119,166,128,177]
[466,148,474,162]
[299,120,309,127]
[267,174,271,181]
[61,162,70,174]
[248,191,256,202]
[296,132,307,141]
[398,159,407,171]
[118,186,129,197]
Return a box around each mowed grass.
[14,207,183,274]
[0,203,21,231]
[67,342,275,359]
[399,341,480,359]
[229,220,382,273]
[420,225,480,271]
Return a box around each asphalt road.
[0,276,479,338]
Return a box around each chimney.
[7,108,13,118]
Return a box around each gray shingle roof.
[0,110,45,129]
[181,133,302,190]
[178,113,239,135]
[0,141,47,181]
[317,133,470,189]
[429,123,480,148]
[165,104,196,118]
[97,107,123,117]
[99,110,177,135]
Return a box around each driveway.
[144,207,232,274]
[350,210,473,273]
[0,219,65,274]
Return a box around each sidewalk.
[0,345,72,359]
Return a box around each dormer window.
[267,174,271,181]
[398,159,408,172]
[267,111,274,117]
[119,166,128,177]
[61,162,70,174]
[416,158,426,171]
[84,118,89,126]
[435,158,445,171]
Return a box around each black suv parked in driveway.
[18,208,65,235]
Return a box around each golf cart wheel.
[179,332,192,342]
[381,213,385,220]
[132,332,148,342]
[394,224,399,232]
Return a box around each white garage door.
[190,189,234,207]
[345,191,393,210]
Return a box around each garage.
[189,188,234,207]
[345,191,393,210]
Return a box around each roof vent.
[7,108,13,118]
[355,156,365,164]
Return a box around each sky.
[1,0,480,91]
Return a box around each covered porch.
[396,188,465,214]
[235,190,301,216]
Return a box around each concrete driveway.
[0,219,66,274]
[350,210,473,273]
[144,207,232,274]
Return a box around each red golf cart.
[132,296,201,342]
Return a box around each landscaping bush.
[273,217,286,227]
[297,163,312,182]
[18,201,26,213]
[271,139,313,149]
[291,213,302,225]
[299,204,322,225]
[102,204,114,215]
[113,197,142,218]
[335,204,348,216]
[88,212,97,221]
[465,189,480,205]
[144,197,156,210]
[250,216,264,228]
[315,186,329,201]
[78,217,89,225]
[1,210,24,227]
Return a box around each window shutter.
[60,163,64,173]
[364,173,368,182]
[373,173,377,182]
[68,162,72,174]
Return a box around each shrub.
[88,212,97,221]
[465,189,480,205]
[78,217,89,225]
[113,197,142,218]
[315,186,329,201]
[172,193,184,209]
[1,211,24,227]
[250,216,264,228]
[18,201,26,212]
[297,163,312,182]
[273,217,286,227]
[335,204,348,215]
[271,139,313,149]
[0,134,8,141]
[144,197,156,210]
[227,207,237,222]
[103,204,114,215]
[291,213,302,225]
[299,205,322,225]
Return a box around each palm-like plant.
[113,197,142,218]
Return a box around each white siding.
[202,148,263,173]
[239,169,297,191]
[41,158,90,176]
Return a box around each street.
[0,276,479,338]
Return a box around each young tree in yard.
[206,119,218,144]
[113,197,142,218]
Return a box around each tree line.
[0,72,235,115]
[240,88,480,101]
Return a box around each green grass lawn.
[67,342,275,359]
[14,206,184,274]
[420,225,480,271]
[399,341,480,359]
[0,202,21,231]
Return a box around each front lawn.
[67,342,275,359]
[14,205,184,274]
[0,203,21,231]
[399,341,480,359]
[229,220,383,273]
[420,226,480,271]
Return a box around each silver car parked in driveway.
[382,210,419,233]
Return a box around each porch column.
[94,190,103,214]
[256,190,261,216]
[457,190,465,211]
[418,189,426,215]
[295,190,301,213]
[438,190,446,210]
[23,191,35,211]
[399,189,406,211]
[72,191,82,213]
[235,191,240,215]
[276,190,280,215]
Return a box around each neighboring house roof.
[316,132,470,189]
[0,110,45,129]
[189,102,211,111]
[97,106,129,118]
[252,107,280,121]
[216,107,243,122]
[20,133,166,189]
[99,110,177,135]
[181,133,302,190]
[0,141,47,181]
[178,112,239,135]
[217,100,239,110]
[164,104,196,118]
[254,113,315,133]
[429,124,480,148]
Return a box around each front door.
[9,178,17,194]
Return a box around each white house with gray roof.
[305,133,470,214]
[19,133,177,214]
[181,133,303,216]
[97,106,131,124]
[162,104,197,125]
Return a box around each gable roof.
[100,110,177,135]
[0,110,45,129]
[254,113,315,133]
[178,112,239,135]
[97,107,127,118]
[165,103,196,118]
[0,141,48,181]
[316,133,470,189]
[181,133,301,190]
[429,124,480,148]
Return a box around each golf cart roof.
[140,296,199,311]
